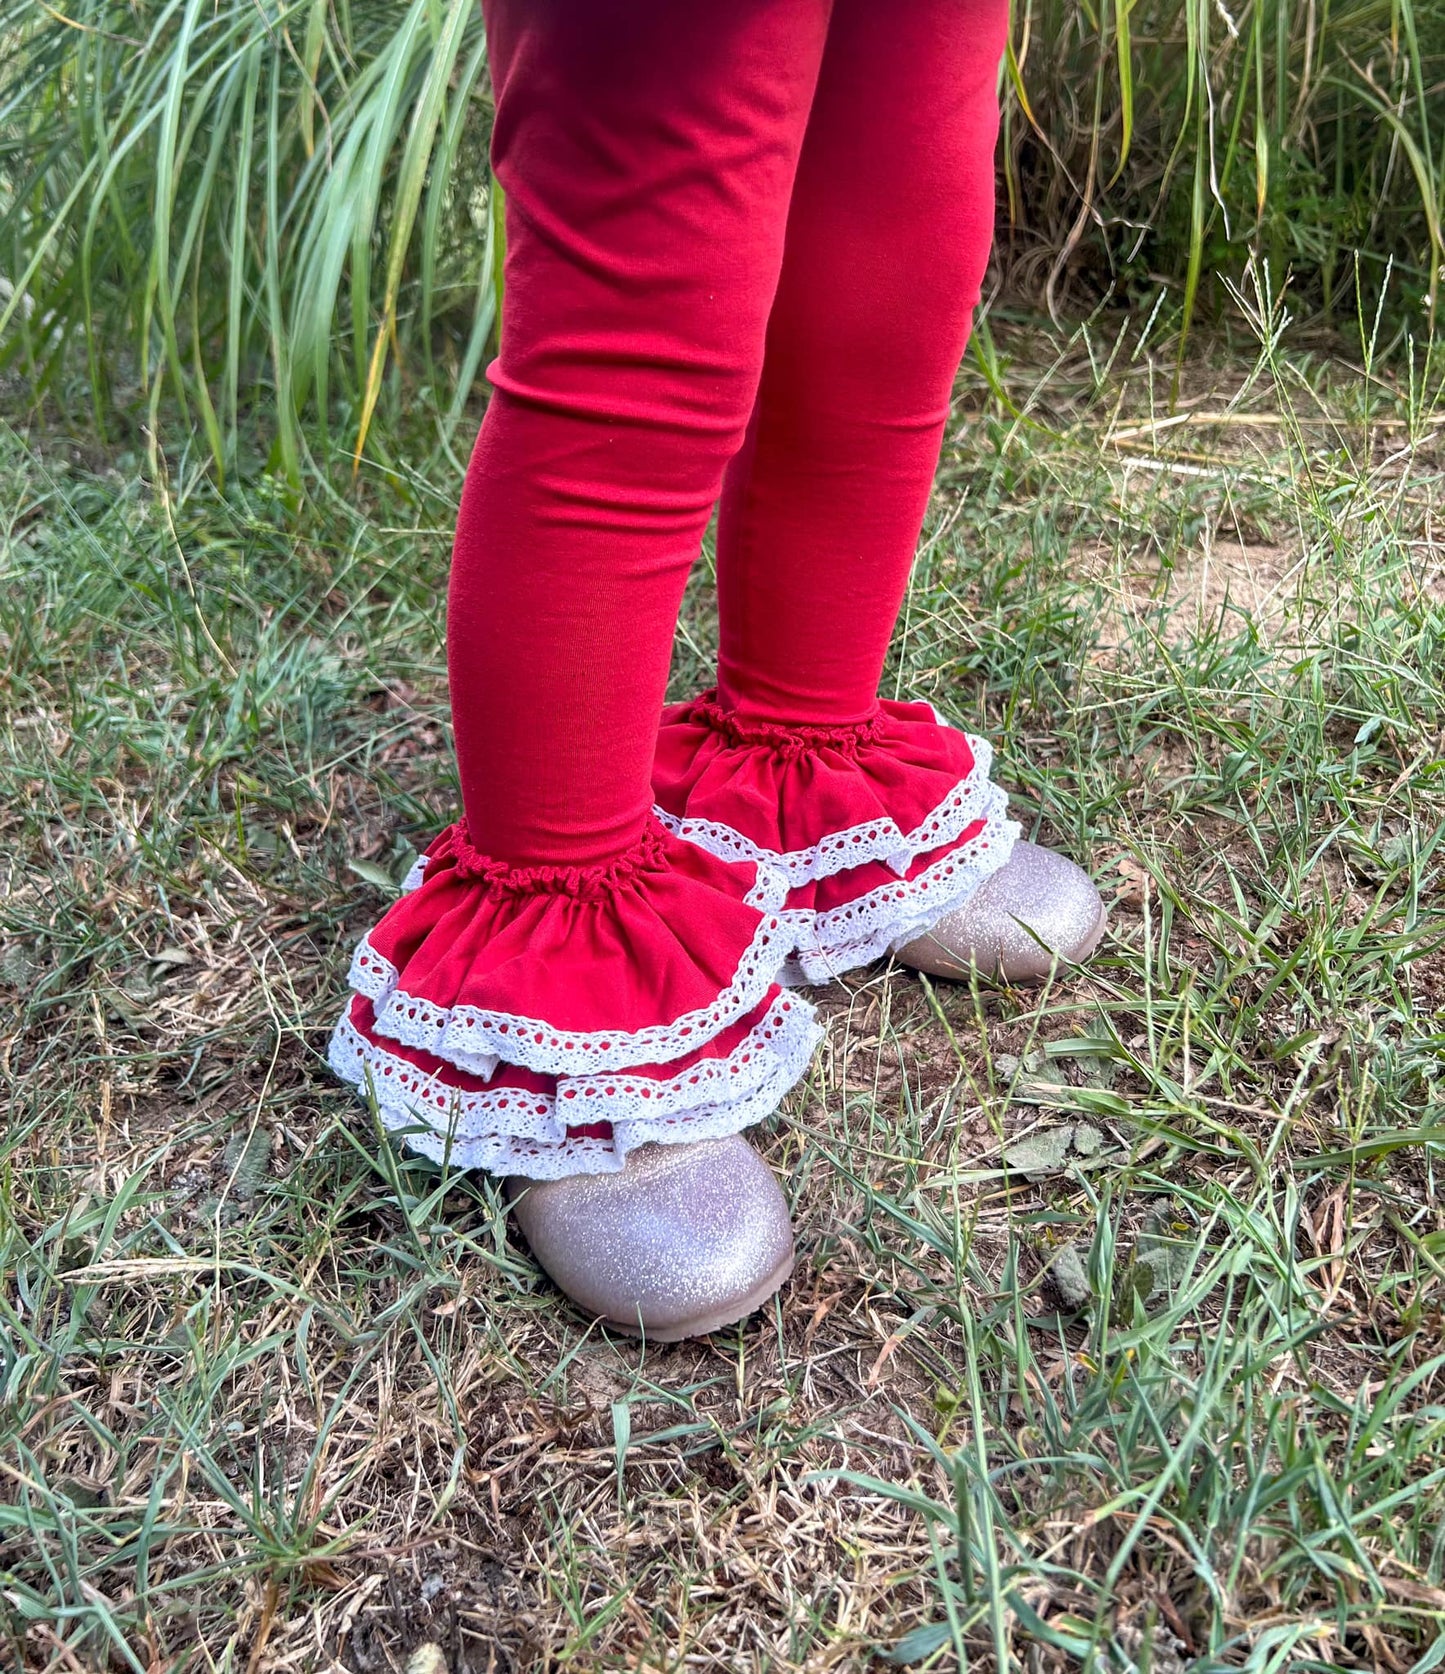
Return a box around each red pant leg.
[653,0,1021,982]
[715,0,1010,725]
[330,1,835,1177]
[451,0,832,867]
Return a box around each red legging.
[450,0,1010,870]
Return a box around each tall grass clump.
[1002,0,1445,338]
[0,0,497,484]
[1,0,1442,479]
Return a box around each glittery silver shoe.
[893,840,1106,984]
[505,1136,795,1342]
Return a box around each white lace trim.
[345,861,793,1079]
[653,733,1000,887]
[329,990,817,1138]
[782,792,1022,983]
[742,867,783,910]
[330,993,822,1180]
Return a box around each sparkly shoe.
[506,1135,795,1341]
[893,841,1106,984]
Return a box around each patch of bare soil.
[1091,535,1306,656]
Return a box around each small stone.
[1048,1242,1092,1310]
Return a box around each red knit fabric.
[715,0,1010,727]
[450,0,1008,863]
[330,0,1019,1178]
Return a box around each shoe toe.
[508,1136,794,1340]
[895,841,1106,983]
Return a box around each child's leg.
[654,0,1029,981]
[331,0,833,1185]
[455,0,832,866]
[714,0,1008,727]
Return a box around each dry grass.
[2,310,1444,1671]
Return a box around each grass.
[2,296,1444,1671]
[4,0,1443,479]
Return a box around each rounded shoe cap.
[895,840,1106,983]
[507,1136,794,1341]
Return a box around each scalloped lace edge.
[329,989,818,1139]
[779,794,1022,983]
[652,731,999,887]
[330,994,823,1180]
[346,860,795,1078]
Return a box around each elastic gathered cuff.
[437,820,669,899]
[681,688,884,760]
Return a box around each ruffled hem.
[653,694,1021,983]
[779,820,1014,983]
[653,694,1005,885]
[329,988,822,1179]
[349,819,796,1078]
[328,814,819,1178]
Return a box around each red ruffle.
[331,986,819,1177]
[780,821,1015,980]
[654,693,992,882]
[329,696,1018,1177]
[652,692,1019,983]
[349,820,791,1078]
[329,817,820,1178]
